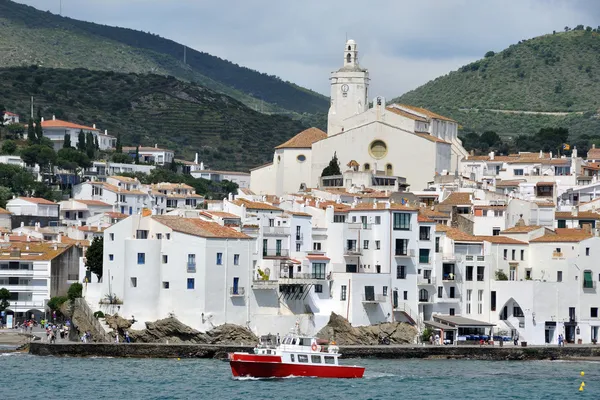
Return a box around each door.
[364,286,375,301]
[361,216,368,229]
[393,290,399,308]
[276,240,282,256]
[129,206,132,215]
[288,264,294,279]
[449,286,455,298]
[233,277,239,295]
[346,264,357,273]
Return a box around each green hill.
[393,28,600,138]
[0,66,306,171]
[0,0,328,115]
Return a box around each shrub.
[67,282,83,301]
[421,327,434,343]
[47,296,68,311]
[495,270,509,281]
[93,311,105,319]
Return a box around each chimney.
[572,207,578,217]
[489,151,494,161]
[470,150,475,156]
[550,151,553,159]
[20,222,24,228]
[194,153,199,164]
[385,201,391,209]
[593,144,597,149]
[105,129,108,136]
[572,146,577,159]
[58,233,62,243]
[155,144,158,148]
[539,150,543,158]
[93,124,96,129]
[583,223,592,235]
[200,162,204,170]
[41,117,44,122]
[372,201,377,209]
[52,114,56,120]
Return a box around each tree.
[57,148,92,171]
[94,135,99,150]
[86,237,104,280]
[63,133,71,148]
[77,129,86,151]
[1,140,17,155]
[111,152,132,164]
[0,186,12,208]
[35,115,44,144]
[6,123,25,139]
[85,131,95,159]
[321,152,341,177]
[484,51,495,58]
[21,145,56,172]
[0,287,9,311]
[115,133,122,153]
[67,282,83,302]
[135,145,140,164]
[27,118,36,144]
[47,296,68,311]
[480,131,501,147]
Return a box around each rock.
[104,314,133,331]
[128,318,258,345]
[316,312,417,345]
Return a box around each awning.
[536,182,554,187]
[433,314,495,328]
[425,320,457,331]
[306,255,330,261]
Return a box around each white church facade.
[250,40,468,195]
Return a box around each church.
[250,40,468,195]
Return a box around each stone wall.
[29,342,600,360]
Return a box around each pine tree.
[63,133,71,148]
[321,152,342,177]
[94,136,99,150]
[85,131,95,159]
[135,145,140,164]
[27,118,36,144]
[115,133,122,153]
[77,129,86,151]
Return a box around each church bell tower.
[327,39,370,136]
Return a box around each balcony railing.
[583,281,597,289]
[346,222,372,230]
[229,287,245,296]
[419,256,431,264]
[345,246,362,255]
[418,296,435,303]
[262,249,289,258]
[417,276,437,286]
[187,263,196,273]
[362,294,386,303]
[395,249,415,257]
[263,226,290,235]
[442,274,461,283]
[278,272,326,282]
[442,254,462,262]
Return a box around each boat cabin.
[253,333,341,365]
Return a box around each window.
[298,354,308,363]
[492,228,500,236]
[375,240,381,250]
[136,230,148,239]
[312,263,326,279]
[383,286,388,296]
[557,271,563,282]
[449,308,455,316]
[268,219,274,227]
[314,284,323,293]
[557,220,566,228]
[511,249,516,260]
[166,233,171,240]
[311,355,322,363]
[466,266,473,281]
[296,226,301,240]
[592,308,598,318]
[525,269,532,280]
[586,247,590,256]
[369,140,388,159]
[514,169,524,176]
[162,255,168,264]
[109,254,114,261]
[364,163,370,171]
[375,216,381,225]
[503,249,508,260]
[478,290,483,314]
[296,243,301,251]
[109,233,114,241]
[583,270,594,289]
[403,290,408,300]
[313,242,322,251]
[449,287,455,298]
[520,250,525,261]
[130,277,137,288]
[437,286,443,298]
[363,240,369,250]
[396,265,406,279]
[234,254,240,265]
[297,154,306,162]
[555,247,561,253]
[419,226,430,241]
[137,253,145,265]
[162,282,170,289]
[216,253,223,265]
[491,291,497,311]
[466,289,472,314]
[340,285,347,301]
[187,278,195,289]
[156,233,162,240]
[513,306,524,317]
[324,356,335,364]
[333,215,346,223]
[290,354,295,362]
[477,266,485,281]
[395,239,408,256]
[393,213,411,230]
[419,249,430,263]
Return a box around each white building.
[34,116,115,151]
[191,169,251,189]
[7,197,59,218]
[59,199,113,227]
[123,146,174,166]
[150,183,204,211]
[73,176,150,216]
[3,111,19,124]
[250,39,468,196]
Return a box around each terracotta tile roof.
[385,106,427,122]
[110,176,139,183]
[93,182,146,195]
[0,242,73,261]
[306,255,330,261]
[286,211,312,217]
[530,234,591,243]
[555,228,590,236]
[473,205,507,210]
[435,224,451,232]
[200,211,240,219]
[301,199,350,213]
[17,197,57,205]
[500,225,543,233]
[106,212,128,219]
[40,119,98,131]
[0,207,11,214]
[239,188,256,195]
[444,226,480,242]
[440,192,471,206]
[275,127,327,149]
[231,198,282,211]
[418,214,434,223]
[477,236,527,245]
[536,182,555,187]
[7,235,41,242]
[393,104,456,122]
[151,182,194,190]
[74,200,111,207]
[420,208,450,219]
[78,226,106,232]
[153,216,250,239]
[587,148,600,160]
[349,203,419,211]
[123,146,173,153]
[322,188,391,198]
[495,180,523,187]
[249,162,273,171]
[555,211,600,220]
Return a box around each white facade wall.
[6,199,59,217]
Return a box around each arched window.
[348,45,351,51]
[386,163,393,176]
[364,163,370,171]
[419,289,429,302]
[346,53,351,63]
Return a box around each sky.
[14,0,600,98]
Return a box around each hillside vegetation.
[0,0,328,115]
[393,28,600,137]
[0,66,306,171]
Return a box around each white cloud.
[13,0,600,98]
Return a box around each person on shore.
[434,333,440,345]
[125,331,131,343]
[513,334,519,346]
[429,334,434,345]
[115,333,120,343]
[558,334,563,347]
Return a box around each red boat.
[229,331,364,379]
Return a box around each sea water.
[1,352,598,399]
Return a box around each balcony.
[362,294,387,303]
[346,222,372,230]
[442,254,463,262]
[187,263,196,273]
[263,226,290,236]
[418,295,435,303]
[418,276,437,286]
[552,252,564,258]
[262,249,289,258]
[229,287,245,296]
[442,274,461,283]
[395,249,415,258]
[345,246,362,256]
[278,272,326,285]
[251,279,279,290]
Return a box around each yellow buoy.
[177,358,181,361]
[579,386,584,392]
[581,371,585,377]
[582,382,586,387]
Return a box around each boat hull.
[229,354,364,379]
